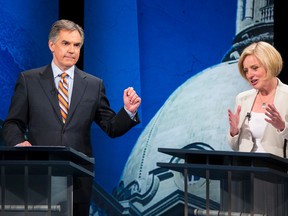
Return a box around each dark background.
[274,0,288,82]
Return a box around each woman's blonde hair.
[238,41,283,80]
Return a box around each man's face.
[49,30,82,71]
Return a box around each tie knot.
[61,72,68,79]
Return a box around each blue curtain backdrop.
[0,0,58,120]
[84,0,142,194]
[84,0,237,193]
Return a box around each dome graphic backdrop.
[100,0,275,215]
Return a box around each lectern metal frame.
[0,146,94,216]
[157,148,288,216]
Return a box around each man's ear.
[48,40,54,53]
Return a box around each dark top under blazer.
[3,65,139,156]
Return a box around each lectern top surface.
[0,146,94,164]
[158,147,288,166]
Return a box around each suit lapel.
[237,90,257,152]
[273,79,286,115]
[38,65,63,123]
[65,67,87,125]
[240,90,257,124]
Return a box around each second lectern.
[157,148,288,216]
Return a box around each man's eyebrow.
[61,40,81,45]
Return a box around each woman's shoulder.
[277,79,288,93]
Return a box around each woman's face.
[243,55,269,90]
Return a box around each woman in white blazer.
[227,41,288,158]
[226,41,288,215]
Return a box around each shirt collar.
[51,61,75,80]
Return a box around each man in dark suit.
[2,19,141,215]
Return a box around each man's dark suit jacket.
[3,64,140,214]
[3,64,139,157]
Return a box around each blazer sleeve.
[227,95,241,151]
[94,79,140,138]
[2,73,28,146]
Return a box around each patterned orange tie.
[58,72,69,123]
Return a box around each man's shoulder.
[22,65,50,76]
[75,68,102,82]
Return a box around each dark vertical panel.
[274,0,288,83]
[58,0,85,69]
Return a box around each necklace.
[258,90,275,109]
[261,101,267,109]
